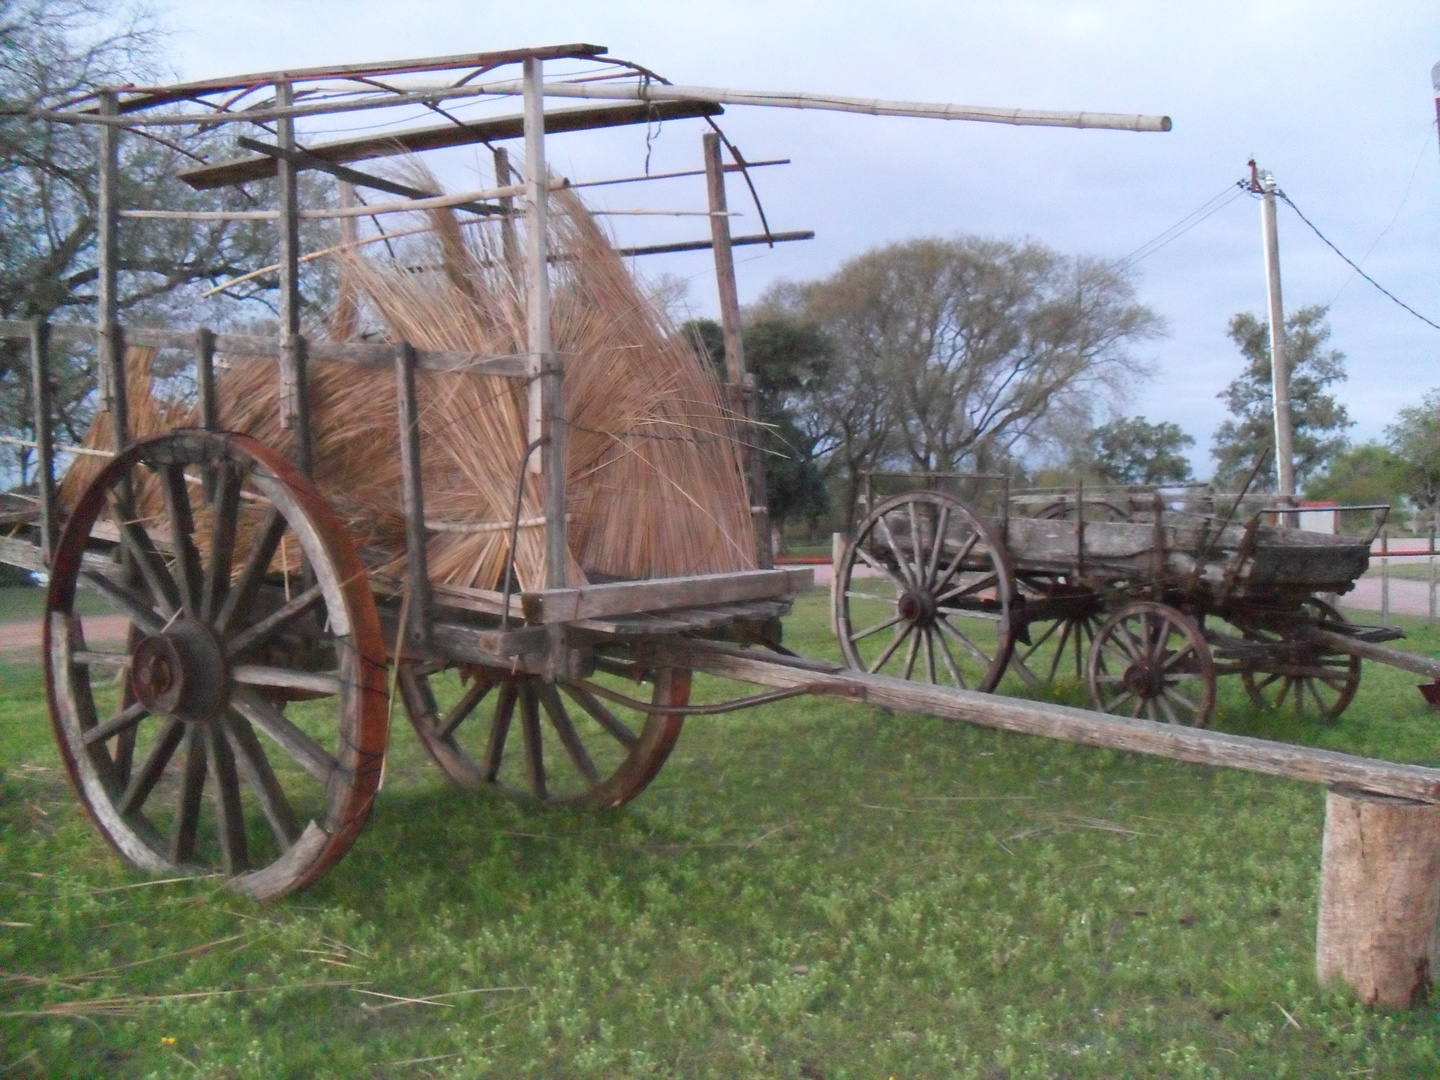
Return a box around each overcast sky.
[158,0,1440,476]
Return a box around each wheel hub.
[897,589,938,627]
[130,618,231,724]
[1122,661,1163,699]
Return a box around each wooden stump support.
[1317,786,1440,1008]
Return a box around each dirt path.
[0,614,130,655]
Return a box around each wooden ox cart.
[834,479,1418,726]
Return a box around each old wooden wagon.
[834,476,1417,726]
[12,52,1440,1007]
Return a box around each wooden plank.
[616,230,814,258]
[703,132,771,571]
[522,567,813,624]
[109,44,609,113]
[1307,629,1440,681]
[29,320,55,561]
[662,640,1440,804]
[394,342,431,647]
[179,100,723,189]
[236,136,507,217]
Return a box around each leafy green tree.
[1305,442,1410,510]
[1384,388,1440,525]
[1210,305,1352,490]
[1090,416,1194,485]
[681,316,832,543]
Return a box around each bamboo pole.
[119,181,540,220]
[45,78,1172,135]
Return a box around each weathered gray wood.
[522,567,813,624]
[236,136,506,217]
[394,342,431,647]
[179,100,722,188]
[274,80,310,472]
[1318,788,1440,1007]
[109,45,609,114]
[1306,629,1440,680]
[493,148,519,271]
[29,320,55,560]
[661,639,1440,804]
[703,132,771,570]
[96,91,126,447]
[195,327,218,431]
[615,230,814,259]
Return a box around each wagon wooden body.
[833,483,1401,727]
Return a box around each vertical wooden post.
[703,132,772,568]
[1381,527,1391,626]
[274,80,311,474]
[29,320,55,561]
[493,147,520,273]
[395,342,431,649]
[196,327,218,431]
[1317,787,1440,1008]
[522,57,566,592]
[1429,523,1436,628]
[96,91,128,450]
[830,532,844,638]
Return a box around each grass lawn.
[3,592,1440,1078]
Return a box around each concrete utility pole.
[1249,160,1296,508]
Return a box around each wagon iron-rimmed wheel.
[1237,596,1362,722]
[398,660,690,809]
[1008,574,1105,689]
[1087,601,1216,726]
[44,430,389,900]
[835,491,1018,692]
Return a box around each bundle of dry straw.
[63,180,757,593]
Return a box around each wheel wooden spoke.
[482,680,519,782]
[934,531,979,593]
[223,710,300,851]
[439,674,495,739]
[117,716,185,816]
[72,649,132,668]
[925,504,951,584]
[214,506,286,635]
[849,611,907,644]
[937,617,996,667]
[905,500,928,587]
[1161,643,1197,673]
[936,572,999,605]
[519,683,547,801]
[230,687,338,785]
[232,665,341,697]
[1129,697,1145,718]
[81,570,166,635]
[538,683,600,785]
[1156,696,1180,725]
[846,588,900,604]
[202,466,244,622]
[854,543,911,594]
[1114,620,1146,662]
[868,622,913,674]
[160,463,204,615]
[224,583,325,659]
[934,627,966,689]
[901,630,921,681]
[111,499,181,616]
[1273,678,1294,709]
[1144,700,1159,722]
[874,514,916,589]
[1043,619,1073,683]
[561,683,639,749]
[82,701,149,747]
[170,726,208,863]
[923,629,937,684]
[204,724,250,874]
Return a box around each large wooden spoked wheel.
[1087,601,1216,726]
[398,661,690,809]
[835,491,1018,692]
[44,431,389,900]
[1009,574,1105,689]
[1238,597,1362,722]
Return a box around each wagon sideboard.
[1002,515,1371,597]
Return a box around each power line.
[1116,180,1247,270]
[1276,189,1440,332]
